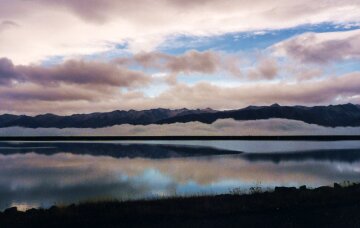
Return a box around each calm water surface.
[0,140,360,211]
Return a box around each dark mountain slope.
[157,103,360,127]
[0,108,215,128]
[0,104,359,128]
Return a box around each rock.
[315,186,333,192]
[299,185,307,191]
[26,208,38,214]
[4,207,17,215]
[334,183,342,189]
[274,187,297,193]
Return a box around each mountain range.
[1,103,360,128]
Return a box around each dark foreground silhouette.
[1,183,360,228]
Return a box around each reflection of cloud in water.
[0,153,360,210]
[242,149,360,163]
[140,140,360,153]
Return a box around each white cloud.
[1,70,360,115]
[1,0,360,64]
[272,29,360,63]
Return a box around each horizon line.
[1,103,359,117]
[1,135,360,141]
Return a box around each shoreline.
[1,135,360,141]
[1,183,360,227]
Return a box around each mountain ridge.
[157,103,360,127]
[0,104,360,128]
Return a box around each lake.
[1,140,360,211]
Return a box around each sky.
[0,0,360,115]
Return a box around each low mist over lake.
[1,119,360,136]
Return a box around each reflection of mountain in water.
[1,142,359,162]
[242,149,360,163]
[0,142,242,159]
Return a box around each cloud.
[248,57,278,79]
[162,50,220,74]
[149,72,360,109]
[0,57,152,88]
[0,20,18,33]
[0,58,20,85]
[0,88,148,115]
[273,29,360,64]
[1,0,360,64]
[116,50,243,77]
[0,57,154,113]
[287,67,324,81]
[17,59,152,88]
[1,70,359,115]
[0,83,110,102]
